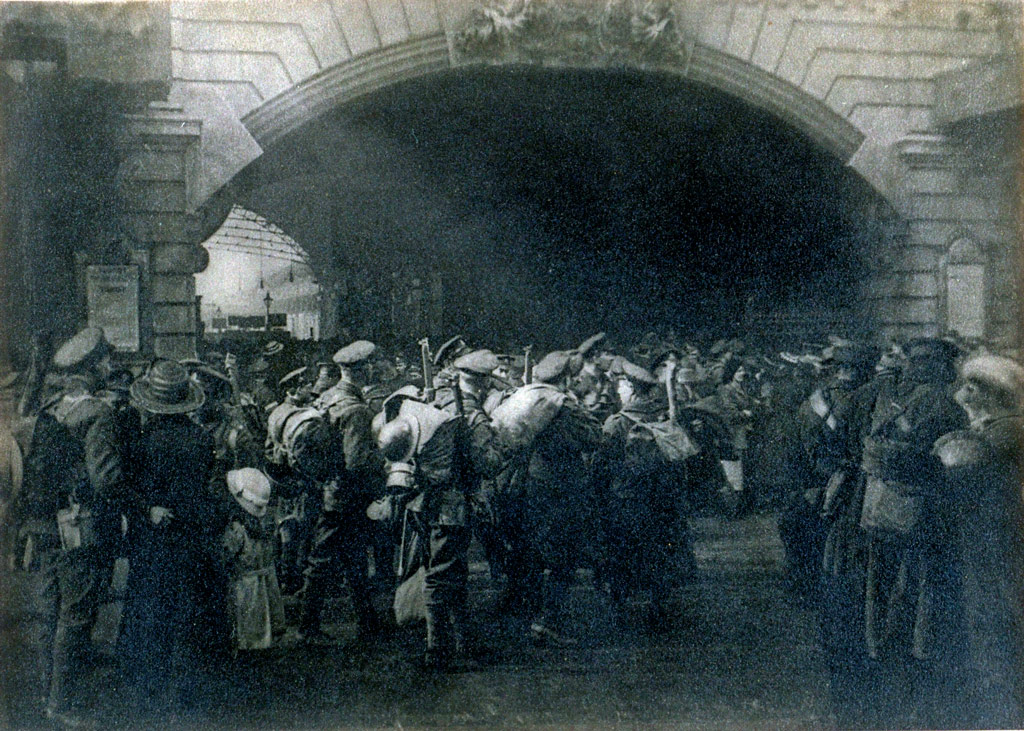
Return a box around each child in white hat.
[221,468,285,651]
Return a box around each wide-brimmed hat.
[263,341,284,357]
[226,468,272,517]
[130,359,205,414]
[377,416,417,463]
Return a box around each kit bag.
[620,412,700,471]
[489,383,566,451]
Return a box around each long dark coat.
[938,414,1024,728]
[859,378,965,662]
[120,413,232,705]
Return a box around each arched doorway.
[196,206,323,341]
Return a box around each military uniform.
[299,341,384,641]
[599,364,684,624]
[815,366,897,728]
[511,351,602,643]
[856,340,965,727]
[433,352,506,663]
[779,356,869,600]
[33,329,131,724]
[264,397,336,595]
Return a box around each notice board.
[86,265,140,352]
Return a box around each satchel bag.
[393,566,427,626]
[56,502,96,551]
[231,568,274,651]
[392,500,428,626]
[859,475,923,536]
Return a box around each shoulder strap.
[51,394,104,428]
[869,383,933,437]
[619,411,658,436]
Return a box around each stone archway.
[219,64,903,348]
[119,0,1018,356]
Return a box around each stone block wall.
[122,104,205,359]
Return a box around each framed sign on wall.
[86,265,140,352]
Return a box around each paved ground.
[1,513,835,729]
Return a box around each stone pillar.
[891,131,1019,343]
[122,103,206,359]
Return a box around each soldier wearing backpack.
[497,350,602,647]
[264,393,340,596]
[376,349,506,670]
[598,360,695,629]
[297,340,386,646]
[26,328,133,727]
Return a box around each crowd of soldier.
[777,337,1024,730]
[0,326,1020,730]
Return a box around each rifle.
[522,345,533,385]
[224,350,243,406]
[665,361,678,424]
[451,367,465,417]
[418,337,435,402]
[18,335,49,417]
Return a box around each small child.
[221,468,286,650]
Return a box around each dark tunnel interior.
[234,67,882,350]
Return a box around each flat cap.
[533,350,573,384]
[333,340,377,366]
[576,332,606,357]
[961,354,1024,403]
[823,343,878,369]
[53,327,110,370]
[279,366,309,388]
[434,335,469,367]
[906,337,960,362]
[454,349,499,375]
[620,359,658,385]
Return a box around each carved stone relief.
[453,0,695,68]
